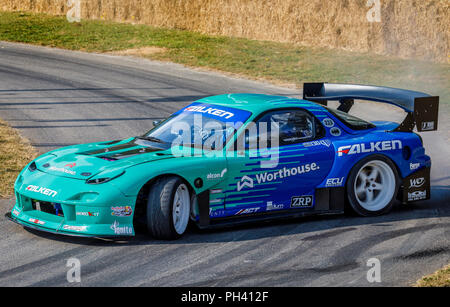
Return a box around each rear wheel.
[347,155,399,216]
[146,177,191,239]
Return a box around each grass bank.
[0,119,37,197]
[0,11,448,105]
[416,265,450,287]
[2,0,448,62]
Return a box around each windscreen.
[140,103,252,150]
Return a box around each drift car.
[7,83,439,239]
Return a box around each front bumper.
[7,203,135,238]
[10,169,136,238]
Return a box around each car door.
[221,108,335,216]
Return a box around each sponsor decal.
[266,201,284,211]
[65,163,76,168]
[207,168,228,180]
[26,185,58,198]
[209,209,226,217]
[410,163,420,171]
[291,196,313,208]
[237,163,320,192]
[330,127,341,137]
[76,211,99,217]
[175,103,252,127]
[12,209,20,216]
[49,166,76,175]
[408,190,427,201]
[326,177,344,187]
[322,118,335,128]
[421,122,435,131]
[185,106,234,119]
[110,221,133,235]
[237,175,254,192]
[63,225,88,232]
[303,139,332,148]
[283,136,308,143]
[337,140,402,157]
[111,206,133,217]
[235,207,260,215]
[28,218,45,225]
[410,177,425,188]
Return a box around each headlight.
[86,170,125,184]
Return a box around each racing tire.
[346,155,400,217]
[147,176,191,240]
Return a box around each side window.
[257,109,319,147]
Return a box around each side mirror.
[152,120,162,127]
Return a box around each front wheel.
[346,155,399,216]
[147,177,191,240]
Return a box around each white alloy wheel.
[172,184,190,235]
[353,160,396,212]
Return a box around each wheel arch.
[343,153,402,215]
[342,153,403,187]
[133,173,195,228]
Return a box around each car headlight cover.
[28,162,37,172]
[86,170,125,184]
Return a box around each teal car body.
[7,84,439,238]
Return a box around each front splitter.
[5,212,134,240]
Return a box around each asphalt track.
[0,41,449,287]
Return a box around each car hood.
[35,138,175,180]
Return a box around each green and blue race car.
[7,83,439,239]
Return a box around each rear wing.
[303,83,439,132]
